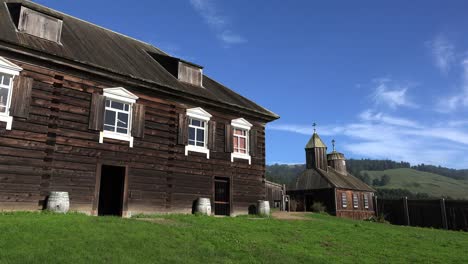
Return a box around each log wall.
[0,57,267,216]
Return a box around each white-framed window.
[0,73,13,115]
[231,118,252,164]
[353,193,359,208]
[99,87,138,147]
[185,107,212,159]
[104,99,131,134]
[0,57,22,130]
[188,117,206,147]
[341,192,347,208]
[364,194,369,209]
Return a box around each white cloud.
[219,30,247,45]
[268,112,468,168]
[426,34,456,75]
[437,59,468,112]
[371,78,418,109]
[189,0,246,45]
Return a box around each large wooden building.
[287,132,375,220]
[0,1,279,216]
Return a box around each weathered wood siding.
[0,57,267,215]
[335,189,375,220]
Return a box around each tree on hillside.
[381,174,391,186]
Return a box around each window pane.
[196,141,204,147]
[239,137,246,150]
[234,128,244,135]
[117,112,129,128]
[105,99,111,107]
[111,101,125,110]
[124,104,129,111]
[189,127,196,141]
[117,127,128,134]
[196,129,204,143]
[0,87,9,113]
[233,136,238,149]
[104,125,114,131]
[188,139,195,146]
[191,118,201,127]
[2,75,11,86]
[104,110,116,126]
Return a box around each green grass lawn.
[0,212,467,264]
[364,168,468,199]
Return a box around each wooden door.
[214,177,230,216]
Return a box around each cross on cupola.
[313,122,317,133]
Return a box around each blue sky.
[36,0,468,168]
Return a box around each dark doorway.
[214,177,230,216]
[98,165,126,216]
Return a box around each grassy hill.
[364,168,468,199]
[1,212,467,263]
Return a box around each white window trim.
[185,107,212,159]
[353,193,359,208]
[364,194,369,209]
[99,87,138,147]
[341,193,348,208]
[0,57,22,130]
[230,118,252,165]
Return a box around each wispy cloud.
[426,34,456,75]
[268,112,468,168]
[371,78,418,109]
[437,58,468,113]
[189,0,246,45]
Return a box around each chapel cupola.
[305,123,328,171]
[327,139,347,175]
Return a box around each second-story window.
[104,99,131,135]
[233,128,248,154]
[0,73,13,114]
[188,118,206,147]
[184,107,212,159]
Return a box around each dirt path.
[271,211,313,220]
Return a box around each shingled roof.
[0,0,279,121]
[294,167,375,192]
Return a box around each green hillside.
[364,168,468,199]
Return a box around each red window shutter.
[131,103,145,138]
[88,93,105,131]
[208,120,216,150]
[10,76,33,119]
[177,113,188,145]
[249,129,258,157]
[225,123,233,153]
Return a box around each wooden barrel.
[195,198,211,215]
[47,192,70,213]
[257,200,270,216]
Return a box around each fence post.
[403,197,410,226]
[374,195,379,216]
[440,198,448,230]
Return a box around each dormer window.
[178,62,203,86]
[18,6,63,43]
[146,52,204,87]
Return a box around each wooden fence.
[376,197,468,231]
